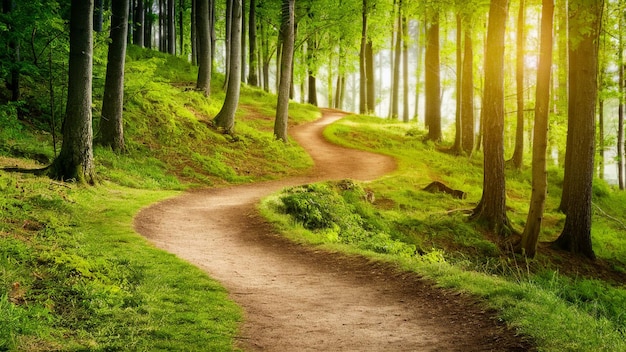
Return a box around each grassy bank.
[260,115,626,351]
[1,46,319,350]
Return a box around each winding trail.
[134,110,532,351]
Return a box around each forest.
[1,0,626,351]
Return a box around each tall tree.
[425,8,441,141]
[359,0,368,114]
[471,0,510,234]
[517,0,554,257]
[213,0,242,133]
[402,8,409,122]
[274,0,294,142]
[99,0,130,151]
[167,0,176,54]
[50,0,96,184]
[2,0,20,102]
[553,0,603,259]
[454,13,463,151]
[248,0,258,86]
[619,7,625,190]
[133,0,144,47]
[510,0,526,169]
[196,0,212,97]
[390,0,402,119]
[461,22,475,153]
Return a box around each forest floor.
[134,109,534,351]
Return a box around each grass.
[1,45,320,351]
[260,114,626,352]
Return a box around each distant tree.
[517,0,553,257]
[390,0,402,119]
[553,0,603,259]
[454,13,462,152]
[2,0,20,102]
[196,0,212,97]
[471,0,510,234]
[50,0,96,184]
[99,0,130,151]
[94,0,104,32]
[167,0,176,54]
[274,0,294,142]
[213,0,242,133]
[133,0,144,47]
[248,0,258,86]
[359,0,368,114]
[424,8,441,141]
[510,0,526,169]
[461,23,474,153]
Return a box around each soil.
[134,109,535,351]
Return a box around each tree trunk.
[510,0,526,169]
[518,0,553,258]
[100,0,129,152]
[454,14,462,152]
[461,26,474,153]
[619,19,625,190]
[274,0,294,142]
[390,0,401,119]
[144,0,153,49]
[213,0,241,133]
[471,0,510,234]
[133,0,144,46]
[191,0,197,65]
[414,22,422,121]
[553,0,603,259]
[402,12,409,122]
[196,0,212,96]
[94,0,104,32]
[365,40,375,113]
[241,0,246,83]
[51,0,96,184]
[179,0,184,57]
[359,0,367,114]
[224,0,232,83]
[167,0,176,54]
[425,10,441,141]
[248,0,258,86]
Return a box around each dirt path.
[134,110,533,351]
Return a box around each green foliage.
[278,180,417,258]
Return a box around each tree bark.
[133,0,144,46]
[518,0,553,258]
[144,0,153,49]
[402,10,409,122]
[510,0,526,169]
[196,0,212,97]
[359,0,367,114]
[213,0,241,133]
[454,14,462,151]
[471,0,510,234]
[241,0,246,83]
[274,0,294,142]
[167,0,176,54]
[390,0,402,119]
[461,26,474,153]
[553,0,603,259]
[365,40,375,113]
[248,0,258,86]
[100,0,129,152]
[51,0,96,184]
[425,10,441,141]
